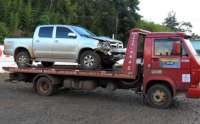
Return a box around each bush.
[136,20,172,32]
[0,22,8,44]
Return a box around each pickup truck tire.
[80,50,101,70]
[16,51,32,68]
[41,62,54,67]
[146,84,172,109]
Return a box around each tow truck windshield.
[186,39,200,64]
[191,40,200,55]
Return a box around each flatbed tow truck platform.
[3,65,135,79]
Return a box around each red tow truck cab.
[3,28,200,109]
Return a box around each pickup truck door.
[33,26,54,58]
[53,26,78,60]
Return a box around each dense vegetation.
[0,0,194,44]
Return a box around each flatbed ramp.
[3,67,135,79]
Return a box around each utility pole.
[49,0,54,10]
[115,13,119,39]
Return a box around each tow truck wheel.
[146,84,172,109]
[80,50,101,70]
[16,51,32,68]
[36,77,56,96]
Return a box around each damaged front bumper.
[95,48,126,61]
[111,48,126,60]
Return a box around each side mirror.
[172,41,181,55]
[68,33,77,38]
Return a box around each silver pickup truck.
[4,25,125,69]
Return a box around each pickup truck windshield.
[72,26,96,37]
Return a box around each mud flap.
[187,87,200,98]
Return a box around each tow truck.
[3,28,200,109]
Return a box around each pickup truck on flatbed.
[4,25,125,69]
[3,28,200,109]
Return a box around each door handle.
[55,40,58,43]
[36,40,40,43]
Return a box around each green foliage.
[0,0,141,44]
[163,11,193,32]
[38,14,50,25]
[136,20,172,32]
[163,11,179,31]
[0,22,8,44]
[178,22,193,32]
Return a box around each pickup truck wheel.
[36,77,55,96]
[146,84,172,109]
[41,62,54,67]
[80,50,101,70]
[16,51,32,67]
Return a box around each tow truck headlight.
[97,41,111,49]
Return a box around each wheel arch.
[77,48,94,63]
[145,80,176,97]
[14,47,32,61]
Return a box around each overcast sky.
[139,0,200,34]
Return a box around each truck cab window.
[39,27,53,38]
[154,39,181,56]
[182,45,188,56]
[56,27,72,38]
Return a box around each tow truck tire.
[36,77,56,96]
[16,51,32,68]
[41,62,54,67]
[80,50,101,70]
[146,84,172,109]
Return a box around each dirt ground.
[0,74,199,124]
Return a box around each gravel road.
[0,74,200,124]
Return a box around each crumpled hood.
[88,36,122,43]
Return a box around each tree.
[163,11,179,31]
[163,11,193,33]
[20,1,33,35]
[0,0,141,45]
[38,14,50,25]
[136,20,171,32]
[0,22,8,44]
[9,13,19,33]
[178,22,193,32]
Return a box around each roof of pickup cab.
[131,28,187,38]
[37,24,79,28]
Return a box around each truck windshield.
[191,40,200,55]
[71,26,96,37]
[185,39,200,64]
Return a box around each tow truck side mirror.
[172,41,181,56]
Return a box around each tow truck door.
[150,38,191,89]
